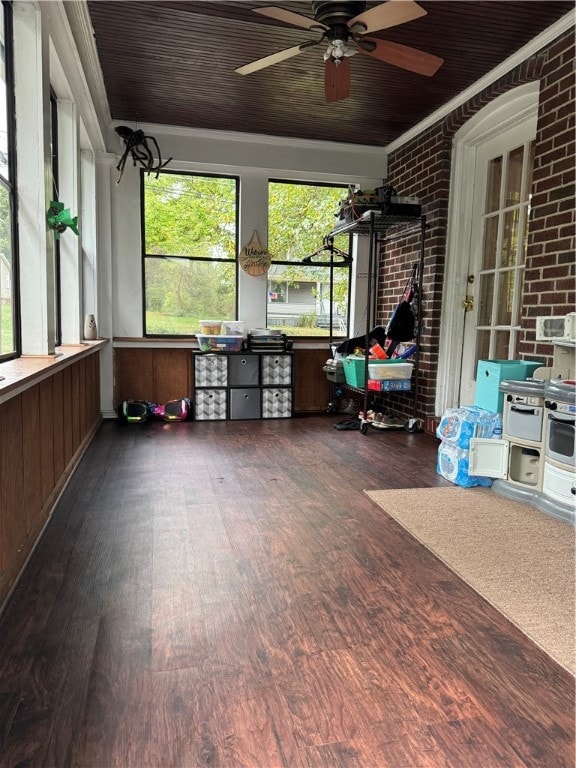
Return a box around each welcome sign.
[239,230,272,276]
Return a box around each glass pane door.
[473,141,533,370]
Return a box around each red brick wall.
[519,31,575,362]
[380,30,574,429]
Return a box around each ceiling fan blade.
[325,58,351,103]
[236,41,317,75]
[358,37,443,76]
[252,6,327,31]
[348,0,426,34]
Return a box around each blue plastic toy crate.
[474,359,542,414]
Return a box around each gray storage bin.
[262,388,292,418]
[194,354,228,387]
[228,354,259,386]
[229,388,262,420]
[261,354,292,386]
[194,388,227,420]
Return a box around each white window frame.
[0,0,17,365]
[13,1,55,355]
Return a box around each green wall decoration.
[46,200,79,238]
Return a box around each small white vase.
[84,314,97,340]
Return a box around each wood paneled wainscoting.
[0,346,102,606]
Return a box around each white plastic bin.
[368,361,413,380]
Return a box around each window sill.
[111,336,337,350]
[0,340,108,403]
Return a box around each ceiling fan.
[235,1,444,102]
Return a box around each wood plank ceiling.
[86,1,574,146]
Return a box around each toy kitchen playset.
[468,313,575,524]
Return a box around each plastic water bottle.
[492,416,503,439]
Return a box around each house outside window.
[142,170,239,336]
[0,0,17,360]
[267,180,351,337]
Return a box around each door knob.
[462,295,474,312]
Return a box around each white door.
[436,83,539,415]
[459,126,535,404]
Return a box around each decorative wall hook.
[115,125,172,183]
[46,200,79,238]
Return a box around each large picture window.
[50,90,61,346]
[268,180,350,337]
[142,170,239,336]
[0,1,17,360]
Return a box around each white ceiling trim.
[385,11,574,154]
[59,0,111,149]
[127,120,388,157]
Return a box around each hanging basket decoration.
[239,230,272,276]
[47,200,79,239]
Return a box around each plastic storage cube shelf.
[197,334,243,352]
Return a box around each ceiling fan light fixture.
[326,38,357,61]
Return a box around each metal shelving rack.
[329,208,427,434]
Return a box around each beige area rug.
[364,486,575,674]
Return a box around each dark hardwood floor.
[0,416,573,768]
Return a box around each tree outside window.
[142,172,351,337]
[142,171,238,335]
[268,180,350,337]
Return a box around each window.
[0,1,17,360]
[142,170,239,336]
[50,90,61,346]
[268,180,350,337]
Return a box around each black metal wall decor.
[115,125,172,183]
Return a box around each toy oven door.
[546,411,576,467]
